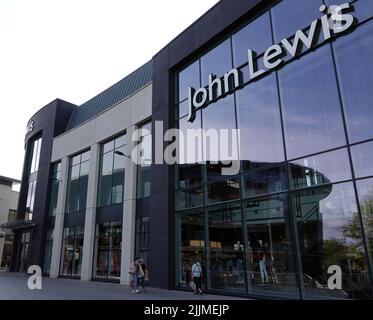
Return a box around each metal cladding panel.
[66,61,152,130]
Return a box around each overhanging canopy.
[0,220,36,232]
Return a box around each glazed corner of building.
[14,0,373,299]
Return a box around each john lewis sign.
[26,120,34,135]
[186,3,355,122]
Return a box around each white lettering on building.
[187,3,355,122]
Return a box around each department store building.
[4,0,373,299]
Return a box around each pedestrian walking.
[128,260,137,292]
[132,258,145,293]
[192,258,203,295]
[138,258,148,291]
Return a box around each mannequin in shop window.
[236,254,245,284]
[258,240,269,284]
[112,251,121,276]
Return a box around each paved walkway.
[0,274,246,300]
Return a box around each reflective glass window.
[66,150,90,213]
[71,154,81,166]
[94,221,122,280]
[351,141,373,179]
[137,122,151,198]
[354,0,373,22]
[236,73,285,164]
[356,178,373,278]
[292,182,371,299]
[279,46,346,159]
[26,181,34,212]
[49,162,61,216]
[271,0,323,42]
[115,135,126,148]
[201,39,232,87]
[178,60,200,102]
[207,177,240,204]
[60,226,84,277]
[43,228,54,274]
[326,0,373,23]
[103,140,114,154]
[77,161,89,211]
[113,146,125,204]
[25,137,42,220]
[175,210,205,289]
[66,165,79,213]
[98,134,126,206]
[245,194,299,296]
[203,95,237,162]
[30,138,42,174]
[99,152,113,207]
[179,111,202,165]
[232,12,272,67]
[290,149,352,189]
[334,22,373,143]
[242,165,287,198]
[208,203,246,292]
[177,100,188,119]
[207,162,239,181]
[135,217,150,265]
[81,150,90,163]
[176,187,204,210]
[177,164,203,189]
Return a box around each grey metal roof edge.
[65,60,152,131]
[76,61,151,109]
[53,81,152,140]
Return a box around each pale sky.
[0,0,220,180]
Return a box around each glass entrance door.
[93,221,122,281]
[60,226,84,277]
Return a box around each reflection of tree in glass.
[344,196,373,249]
[323,195,373,276]
[323,238,365,275]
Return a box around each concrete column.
[120,125,137,285]
[50,157,69,278]
[81,144,100,281]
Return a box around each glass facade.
[175,0,373,299]
[60,226,84,277]
[98,134,126,207]
[30,137,42,175]
[25,137,42,221]
[1,210,16,268]
[66,150,90,214]
[93,221,122,281]
[16,232,30,273]
[135,121,152,264]
[135,217,150,264]
[43,229,54,275]
[42,162,61,274]
[49,162,61,216]
[137,122,152,199]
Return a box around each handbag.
[128,263,136,275]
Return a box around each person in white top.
[191,258,203,295]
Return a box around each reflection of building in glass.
[176,162,337,297]
[172,0,373,299]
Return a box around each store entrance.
[93,221,122,281]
